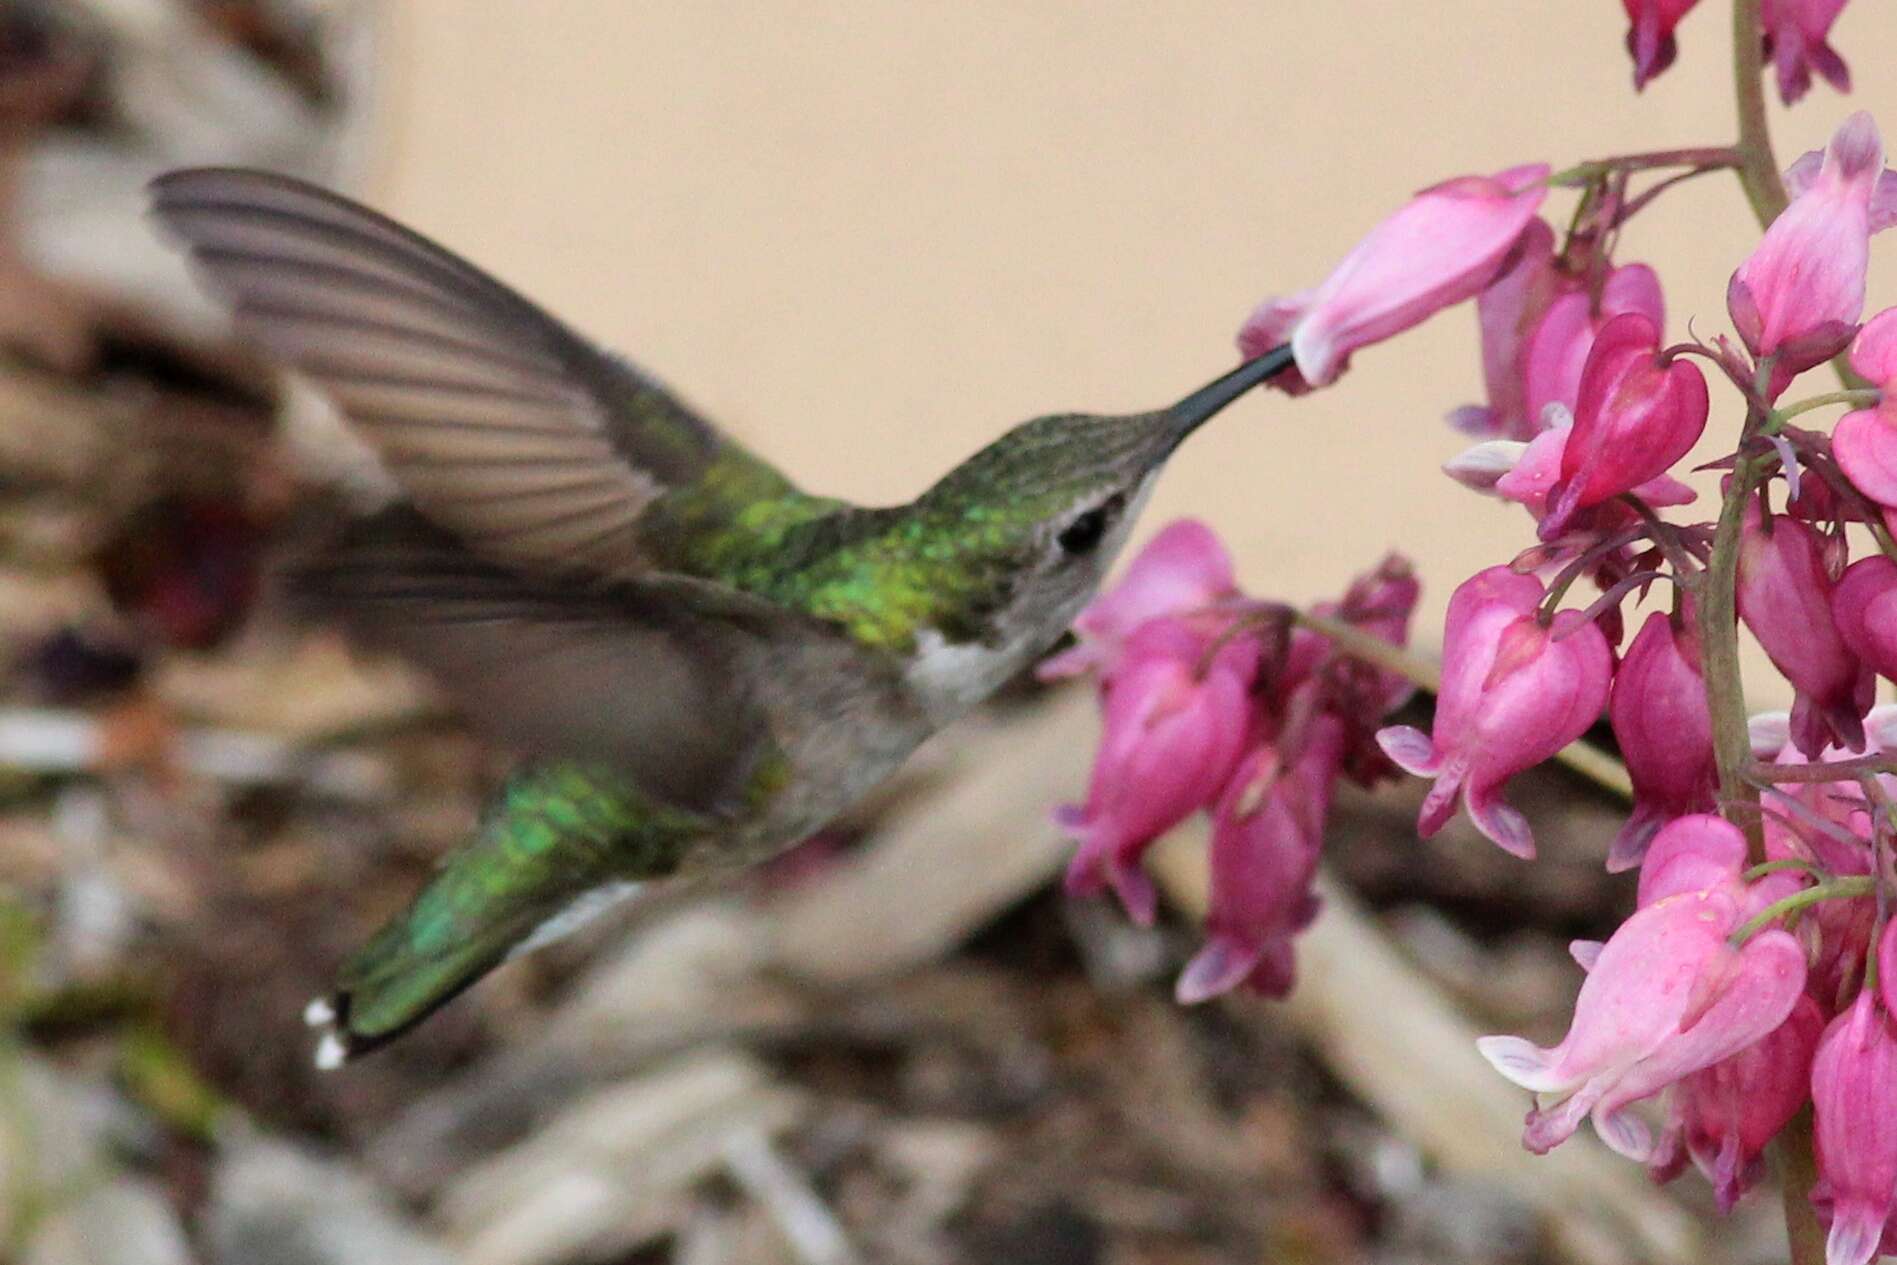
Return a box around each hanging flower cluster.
[1053,5,1897,1257]
[1044,522,1417,1004]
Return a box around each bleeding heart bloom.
[1538,312,1710,540]
[1449,218,1563,440]
[1636,813,1803,918]
[1829,310,1897,506]
[1832,556,1897,682]
[1812,990,1897,1265]
[1623,0,1702,89]
[1652,995,1825,1211]
[1729,112,1884,396]
[1039,519,1237,680]
[1522,263,1666,427]
[1176,717,1342,1005]
[1608,612,1718,871]
[1484,407,1696,523]
[1237,164,1550,390]
[1376,567,1613,859]
[1736,508,1873,757]
[1478,885,1807,1159]
[1760,0,1851,105]
[1059,622,1259,924]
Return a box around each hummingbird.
[148,168,1292,1067]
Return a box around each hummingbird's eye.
[1057,496,1123,556]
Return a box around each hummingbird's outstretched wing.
[149,167,789,581]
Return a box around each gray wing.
[149,167,753,580]
[290,509,831,813]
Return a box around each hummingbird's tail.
[307,763,701,1067]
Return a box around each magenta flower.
[1237,164,1550,390]
[1484,412,1695,522]
[1812,991,1897,1265]
[1608,612,1718,871]
[1448,218,1563,440]
[1653,995,1825,1211]
[1478,887,1806,1158]
[1038,519,1236,681]
[1636,813,1803,917]
[1833,556,1897,683]
[1376,567,1613,859]
[1622,0,1702,89]
[1737,508,1873,757]
[1760,0,1851,105]
[1176,718,1342,1005]
[1538,312,1709,540]
[1522,262,1666,427]
[1729,112,1884,396]
[1829,309,1897,507]
[1058,622,1259,924]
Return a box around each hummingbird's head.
[894,347,1291,711]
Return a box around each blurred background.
[2,3,1896,1264]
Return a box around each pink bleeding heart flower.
[1651,994,1825,1211]
[1812,989,1897,1265]
[1522,262,1666,427]
[1737,508,1872,757]
[1176,716,1342,1005]
[1486,409,1696,523]
[1636,813,1804,917]
[1449,218,1564,440]
[1829,310,1897,507]
[1832,556,1897,682]
[1608,612,1718,871]
[1538,311,1709,541]
[1237,164,1550,391]
[1478,884,1807,1159]
[1039,519,1237,681]
[1376,566,1613,859]
[1059,621,1259,924]
[1623,0,1702,89]
[1760,0,1851,106]
[1729,112,1883,397]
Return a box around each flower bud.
[1522,262,1665,426]
[1737,509,1873,756]
[1829,309,1897,507]
[1812,990,1897,1265]
[1176,718,1342,1005]
[1729,112,1884,395]
[1623,0,1702,90]
[1761,0,1852,105]
[1608,612,1718,871]
[1449,218,1562,440]
[1832,556,1897,683]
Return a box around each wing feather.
[150,167,724,578]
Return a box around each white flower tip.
[1375,725,1439,777]
[303,997,337,1028]
[1443,440,1528,492]
[1475,1035,1561,1090]
[1568,939,1604,972]
[1592,1107,1654,1162]
[1747,710,1793,757]
[1536,401,1574,433]
[1175,937,1255,1005]
[313,1032,348,1072]
[1827,1209,1884,1265]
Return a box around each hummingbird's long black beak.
[1166,344,1296,443]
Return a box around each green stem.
[1546,146,1741,187]
[1731,0,1788,226]
[1697,451,1765,859]
[1733,875,1875,944]
[1773,389,1884,422]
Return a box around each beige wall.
[376,3,1897,702]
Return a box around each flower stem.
[1697,449,1766,859]
[1547,146,1741,187]
[1733,875,1875,944]
[1775,1109,1828,1265]
[1747,755,1897,784]
[1730,0,1788,226]
[1773,389,1884,422]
